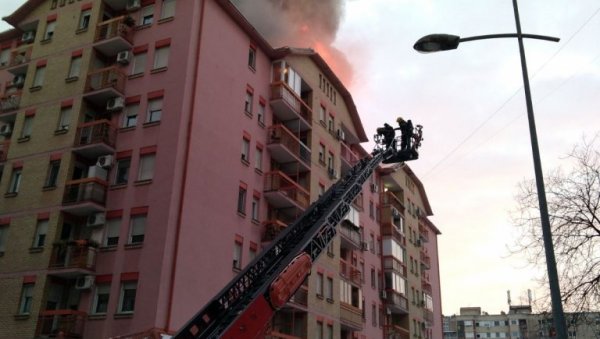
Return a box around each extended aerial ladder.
[174,122,423,339]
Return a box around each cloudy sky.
[2,0,599,315]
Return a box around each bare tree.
[512,136,600,312]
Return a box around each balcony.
[381,222,406,247]
[1,91,21,112]
[384,324,410,339]
[287,285,308,309]
[93,16,133,57]
[264,171,310,212]
[267,125,311,173]
[420,250,431,270]
[35,310,86,338]
[6,45,32,75]
[385,289,409,314]
[383,255,407,278]
[83,66,126,105]
[339,259,361,286]
[0,140,9,163]
[423,308,434,325]
[340,302,363,331]
[73,120,117,159]
[339,222,361,251]
[49,241,97,276]
[62,178,107,215]
[270,82,312,131]
[340,142,359,175]
[419,223,430,243]
[380,191,405,213]
[262,219,288,242]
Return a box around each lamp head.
[413,34,461,53]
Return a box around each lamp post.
[414,1,567,337]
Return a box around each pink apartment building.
[0,0,442,338]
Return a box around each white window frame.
[32,220,49,248]
[104,218,120,247]
[251,196,259,222]
[114,158,131,185]
[58,106,71,130]
[78,9,92,30]
[19,284,34,314]
[233,242,242,269]
[254,147,262,171]
[146,98,162,123]
[139,5,154,26]
[33,66,46,87]
[91,284,110,314]
[241,139,250,162]
[137,153,156,181]
[43,21,56,40]
[131,52,146,75]
[67,56,82,79]
[117,281,137,313]
[153,46,169,70]
[123,103,139,128]
[160,0,176,19]
[128,214,146,244]
[8,168,22,193]
[21,116,33,138]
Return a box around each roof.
[2,0,44,27]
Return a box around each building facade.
[443,306,600,339]
[0,0,442,338]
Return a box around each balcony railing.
[419,223,430,242]
[84,66,126,93]
[288,285,308,307]
[420,250,431,269]
[8,45,32,68]
[0,140,9,162]
[49,242,97,271]
[384,324,410,339]
[383,255,407,277]
[340,259,361,285]
[385,289,409,314]
[264,171,310,209]
[270,82,312,125]
[62,178,107,206]
[423,308,434,324]
[340,142,359,166]
[340,302,363,330]
[339,222,361,249]
[1,91,21,112]
[94,16,133,43]
[267,124,311,166]
[262,219,288,242]
[381,222,406,246]
[380,191,405,213]
[35,310,87,338]
[75,120,117,148]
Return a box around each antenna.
[507,290,511,306]
[528,289,532,306]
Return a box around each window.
[237,186,246,214]
[319,105,325,123]
[251,196,259,222]
[233,241,242,269]
[33,66,46,87]
[32,220,48,248]
[257,102,265,125]
[372,304,377,326]
[78,9,91,30]
[325,277,333,300]
[19,284,34,314]
[318,183,325,197]
[328,114,334,132]
[57,106,71,130]
[104,218,120,247]
[137,153,155,181]
[129,214,146,244]
[248,245,257,261]
[123,103,139,127]
[91,284,110,314]
[371,268,376,288]
[21,116,34,138]
[114,158,131,185]
[316,321,323,339]
[0,225,8,253]
[140,5,154,25]
[244,91,253,114]
[146,98,162,123]
[318,143,325,165]
[43,21,56,40]
[241,138,250,162]
[44,160,60,187]
[8,168,22,193]
[325,324,333,339]
[255,147,262,172]
[327,153,334,171]
[153,46,169,69]
[118,281,137,313]
[248,45,256,69]
[316,273,323,297]
[369,200,374,219]
[67,56,82,79]
[160,0,176,19]
[131,52,146,75]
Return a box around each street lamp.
[414,0,567,337]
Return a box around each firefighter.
[397,117,413,151]
[376,123,396,149]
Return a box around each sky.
[2,0,599,316]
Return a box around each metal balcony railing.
[340,259,362,285]
[84,66,126,93]
[62,178,107,206]
[270,81,312,124]
[35,310,87,338]
[381,222,406,246]
[384,325,410,339]
[385,289,409,313]
[264,171,310,209]
[262,219,288,242]
[8,46,32,67]
[339,223,361,249]
[94,16,133,43]
[419,223,430,242]
[74,120,117,148]
[383,255,407,277]
[267,124,311,165]
[1,91,21,112]
[380,191,404,212]
[340,142,359,166]
[420,250,431,269]
[49,242,97,270]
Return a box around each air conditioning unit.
[106,96,125,111]
[126,0,141,11]
[75,275,94,290]
[21,31,35,43]
[327,168,337,180]
[0,124,13,136]
[87,212,106,227]
[116,50,131,65]
[13,74,25,88]
[336,128,345,141]
[360,241,369,252]
[392,208,400,219]
[370,183,378,193]
[96,155,114,168]
[88,165,108,180]
[380,290,387,300]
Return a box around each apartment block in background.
[0,0,442,338]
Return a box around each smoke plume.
[231,0,354,86]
